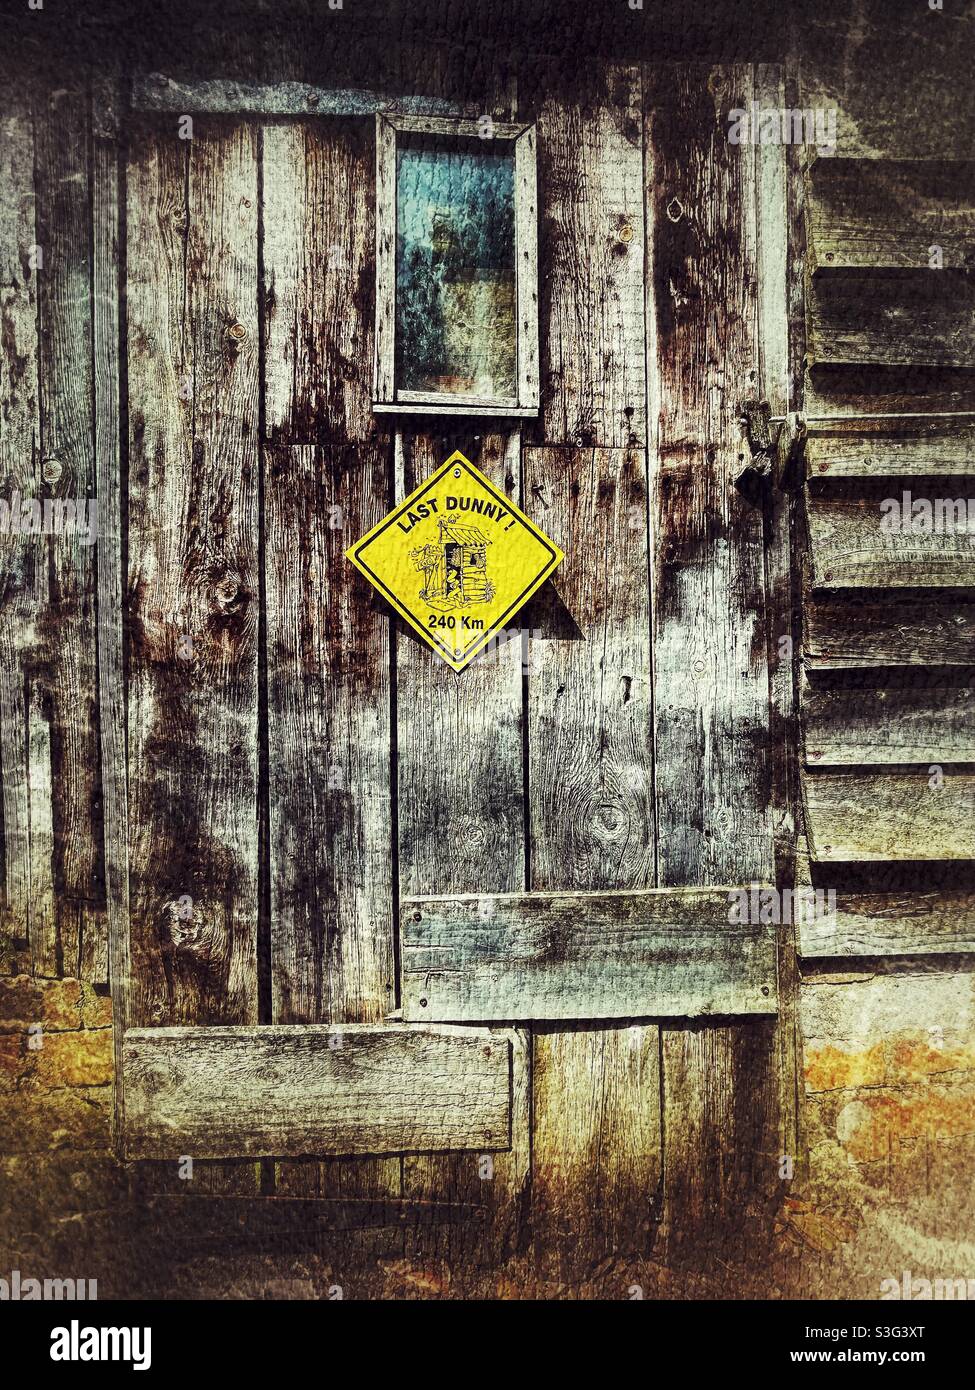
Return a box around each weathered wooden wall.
[2,0,974,1299]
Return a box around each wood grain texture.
[402,887,777,1020]
[126,123,260,1026]
[531,65,646,447]
[91,76,131,1136]
[263,119,379,445]
[122,1025,513,1160]
[132,75,466,118]
[798,888,975,958]
[809,270,975,370]
[32,86,104,979]
[808,159,975,272]
[262,117,399,1216]
[0,86,40,971]
[805,421,975,480]
[803,681,975,765]
[804,772,975,861]
[395,429,529,1265]
[804,596,975,669]
[524,441,660,1266]
[807,487,975,588]
[647,63,780,1264]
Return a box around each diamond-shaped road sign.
[346,450,564,672]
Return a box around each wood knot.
[41,456,63,484]
[225,321,247,346]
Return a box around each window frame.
[373,113,539,417]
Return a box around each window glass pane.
[396,137,516,398]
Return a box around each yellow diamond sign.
[346,450,564,672]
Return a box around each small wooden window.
[374,115,539,417]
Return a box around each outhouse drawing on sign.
[412,520,495,610]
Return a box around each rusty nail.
[412,911,422,922]
[419,997,427,1008]
[483,1047,491,1058]
[761,985,770,996]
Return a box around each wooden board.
[804,772,975,861]
[402,888,777,1020]
[126,122,260,1026]
[804,596,975,668]
[803,682,975,765]
[530,65,646,448]
[122,1025,513,1160]
[395,429,530,1267]
[805,421,975,480]
[809,270,975,371]
[261,118,400,1223]
[808,159,975,271]
[31,86,104,979]
[0,85,40,973]
[807,488,975,589]
[646,63,780,1264]
[798,888,975,958]
[523,442,661,1266]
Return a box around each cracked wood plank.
[528,64,646,448]
[803,771,975,861]
[126,121,260,1027]
[803,680,975,765]
[402,887,777,1020]
[647,62,780,1265]
[122,1025,513,1160]
[805,420,975,480]
[808,159,975,272]
[804,596,975,668]
[807,485,975,588]
[523,439,660,1267]
[262,117,398,1216]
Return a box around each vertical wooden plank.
[34,84,104,980]
[755,62,802,1187]
[397,429,530,1272]
[126,121,260,1029]
[531,64,646,449]
[390,62,531,1276]
[262,117,400,1237]
[646,63,779,1266]
[373,116,396,405]
[91,79,130,1090]
[0,87,40,972]
[525,445,660,1275]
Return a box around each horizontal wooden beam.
[799,888,975,958]
[809,270,975,371]
[803,680,975,765]
[808,159,975,272]
[804,596,975,669]
[131,74,467,118]
[401,888,778,1021]
[807,488,975,588]
[122,1025,512,1161]
[805,420,975,480]
[803,772,975,862]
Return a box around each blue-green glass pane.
[396,139,516,398]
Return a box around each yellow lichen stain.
[804,1040,886,1093]
[887,1032,975,1083]
[837,1088,975,1164]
